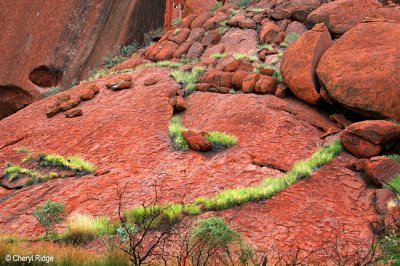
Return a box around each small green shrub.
[15,146,31,154]
[168,115,189,151]
[205,131,237,147]
[33,200,65,238]
[273,68,283,83]
[191,217,239,247]
[171,18,181,26]
[211,53,226,59]
[210,2,223,11]
[143,28,165,47]
[387,174,400,194]
[44,86,61,97]
[380,231,400,265]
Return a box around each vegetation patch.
[33,200,66,238]
[1,151,96,188]
[280,32,300,48]
[171,18,181,26]
[129,137,342,225]
[169,66,205,96]
[168,116,189,151]
[235,0,251,7]
[233,53,258,62]
[62,214,114,245]
[210,2,223,11]
[211,53,226,59]
[205,131,237,147]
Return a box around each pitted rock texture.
[0,0,165,118]
[317,20,400,120]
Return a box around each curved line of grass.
[126,140,343,226]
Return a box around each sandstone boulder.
[276,0,321,22]
[65,108,83,118]
[281,24,333,105]
[375,189,397,215]
[317,20,400,120]
[306,0,382,35]
[260,22,283,44]
[182,130,212,151]
[340,120,400,158]
[365,156,400,187]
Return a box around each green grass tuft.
[171,18,181,26]
[37,154,96,173]
[251,8,264,13]
[205,131,237,147]
[211,53,226,59]
[280,32,300,47]
[233,53,258,62]
[170,66,205,96]
[168,116,189,151]
[62,214,113,245]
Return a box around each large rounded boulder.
[306,0,382,35]
[280,23,333,105]
[317,20,400,120]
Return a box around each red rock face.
[280,23,333,105]
[0,85,34,120]
[340,120,400,158]
[317,20,400,120]
[0,67,341,238]
[306,0,382,35]
[0,0,165,118]
[223,154,377,259]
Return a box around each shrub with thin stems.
[33,200,65,238]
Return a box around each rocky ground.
[0,0,399,264]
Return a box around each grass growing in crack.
[170,66,205,96]
[180,57,199,65]
[37,154,96,173]
[233,53,258,62]
[211,53,226,59]
[168,116,189,151]
[205,131,237,147]
[126,140,343,225]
